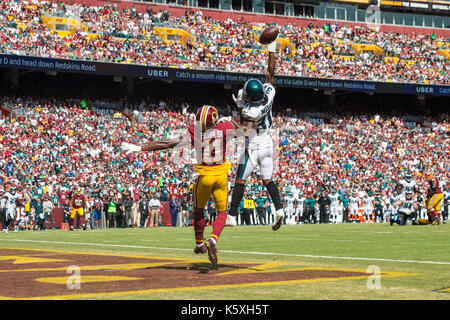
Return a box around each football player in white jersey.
[226,37,285,231]
[443,184,449,224]
[295,191,306,224]
[3,187,19,232]
[399,173,417,197]
[328,188,340,223]
[284,191,296,225]
[389,190,401,226]
[0,190,6,231]
[394,191,418,225]
[363,193,374,223]
[349,191,359,223]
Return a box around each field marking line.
[35,275,144,284]
[216,264,422,277]
[2,239,450,265]
[0,245,203,264]
[0,247,422,300]
[235,236,450,246]
[11,273,412,300]
[0,262,178,273]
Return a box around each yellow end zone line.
[0,247,422,278]
[0,262,177,273]
[217,266,422,278]
[18,271,422,300]
[0,248,423,300]
[0,246,213,265]
[0,247,424,277]
[0,247,260,267]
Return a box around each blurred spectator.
[139,194,149,227]
[169,194,179,227]
[0,0,448,84]
[149,193,161,227]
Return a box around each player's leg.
[443,201,449,224]
[258,148,284,230]
[427,194,443,225]
[204,174,229,264]
[69,209,77,230]
[227,149,254,226]
[78,208,86,230]
[193,175,213,254]
[432,193,444,223]
[1,208,8,232]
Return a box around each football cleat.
[194,245,207,255]
[225,215,237,227]
[272,209,285,231]
[204,239,218,264]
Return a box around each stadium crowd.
[0,93,448,231]
[0,0,449,84]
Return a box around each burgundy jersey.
[428,178,442,195]
[72,194,85,209]
[187,121,234,166]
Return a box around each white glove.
[266,39,277,53]
[121,142,141,155]
[232,89,246,109]
[217,116,232,124]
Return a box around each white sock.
[209,238,217,245]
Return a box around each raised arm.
[121,135,190,154]
[265,51,276,85]
[141,135,190,152]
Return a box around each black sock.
[229,183,245,217]
[265,181,283,211]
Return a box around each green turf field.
[0,222,449,300]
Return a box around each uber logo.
[416,87,434,94]
[147,69,169,78]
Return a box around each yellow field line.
[0,246,205,264]
[19,272,421,300]
[0,247,423,300]
[0,262,178,273]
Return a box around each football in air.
[259,27,279,45]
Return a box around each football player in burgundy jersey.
[70,187,87,230]
[122,105,242,264]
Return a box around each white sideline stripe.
[2,239,450,265]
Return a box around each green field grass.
[0,222,449,300]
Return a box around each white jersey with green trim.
[241,83,275,149]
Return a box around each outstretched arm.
[141,136,190,152]
[122,135,190,154]
[265,51,276,85]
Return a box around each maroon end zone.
[0,248,399,299]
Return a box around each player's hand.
[121,142,141,155]
[217,116,232,124]
[266,39,277,53]
[232,89,246,108]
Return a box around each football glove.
[121,142,141,155]
[266,39,277,53]
[217,116,232,124]
[232,89,246,109]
